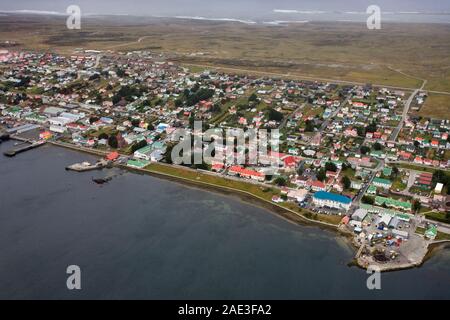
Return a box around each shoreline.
[48,140,450,272]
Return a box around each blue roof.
[313,191,352,204]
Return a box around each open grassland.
[1,14,450,117]
[416,93,450,120]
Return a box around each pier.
[66,159,110,172]
[3,140,46,157]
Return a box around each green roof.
[127,159,150,168]
[373,177,392,186]
[360,204,413,220]
[425,225,437,238]
[383,167,392,176]
[135,145,152,155]
[8,106,21,113]
[375,196,412,211]
[367,185,377,194]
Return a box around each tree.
[89,116,99,124]
[392,166,399,176]
[274,177,287,187]
[316,169,326,182]
[305,120,315,132]
[325,162,337,172]
[360,145,370,155]
[373,142,383,151]
[268,108,283,122]
[356,127,365,137]
[131,140,147,153]
[342,176,351,190]
[366,121,377,133]
[108,135,118,149]
[174,99,183,108]
[413,200,422,213]
[98,133,109,140]
[248,93,258,102]
[131,119,141,127]
[362,196,375,205]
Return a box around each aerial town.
[1,49,450,271]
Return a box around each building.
[312,191,352,211]
[375,196,412,212]
[308,180,326,192]
[287,189,308,203]
[373,177,392,189]
[352,209,368,222]
[127,159,150,169]
[228,166,265,182]
[435,183,444,194]
[415,172,433,189]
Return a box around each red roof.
[229,166,264,178]
[106,152,119,161]
[309,180,326,189]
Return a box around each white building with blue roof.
[312,191,352,211]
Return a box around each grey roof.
[352,209,368,221]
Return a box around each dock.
[66,159,110,172]
[0,132,9,143]
[3,140,46,157]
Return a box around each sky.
[1,0,450,17]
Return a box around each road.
[389,79,427,142]
[278,103,305,130]
[352,159,385,210]
[319,93,352,132]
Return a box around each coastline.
[48,140,449,272]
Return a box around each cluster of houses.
[1,49,449,218]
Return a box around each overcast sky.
[1,0,450,17]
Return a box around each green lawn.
[425,211,450,224]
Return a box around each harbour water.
[0,140,449,299]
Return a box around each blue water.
[0,140,449,299]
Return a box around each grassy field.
[416,227,450,240]
[425,211,450,224]
[1,15,449,88]
[1,14,450,118]
[416,93,450,120]
[397,163,450,174]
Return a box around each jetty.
[66,159,110,172]
[3,140,46,157]
[0,132,9,143]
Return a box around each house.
[435,183,444,194]
[308,180,326,192]
[228,166,265,182]
[134,145,154,161]
[312,191,352,211]
[375,196,412,212]
[351,180,364,190]
[377,214,392,229]
[373,177,392,189]
[127,159,150,169]
[351,209,368,222]
[287,189,308,203]
[106,151,119,161]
